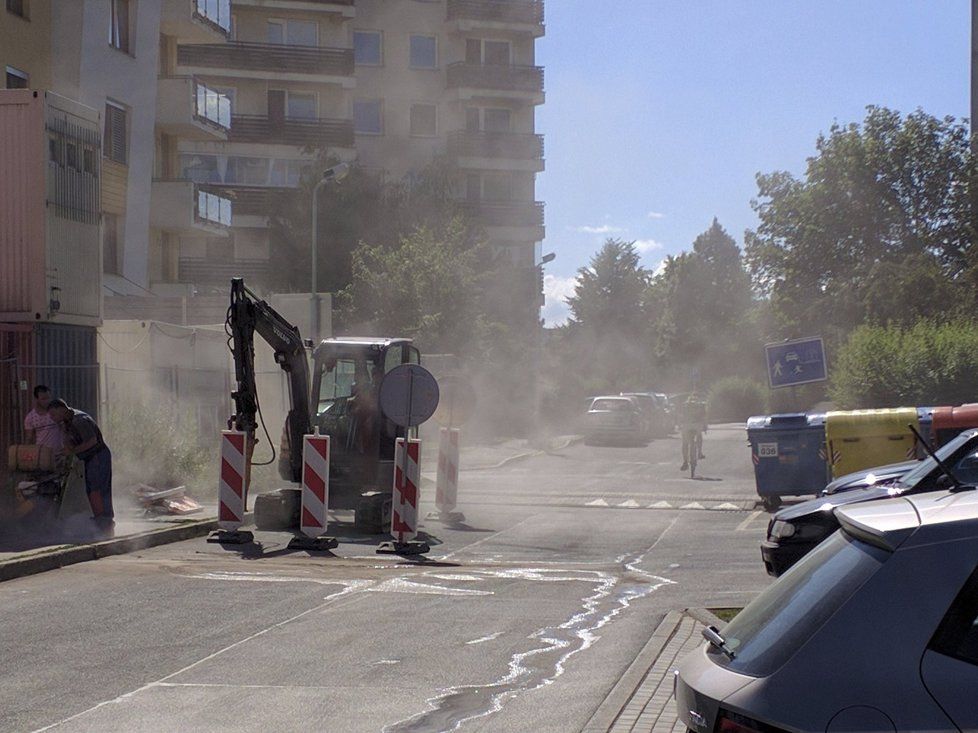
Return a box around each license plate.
[758,443,778,458]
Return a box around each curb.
[0,516,219,583]
[581,610,685,733]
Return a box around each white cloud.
[574,224,624,234]
[542,274,578,326]
[647,211,665,219]
[633,239,664,253]
[650,258,669,278]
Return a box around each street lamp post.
[310,163,350,344]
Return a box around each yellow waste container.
[824,408,920,479]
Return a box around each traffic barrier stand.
[288,431,338,552]
[207,430,254,544]
[378,438,429,556]
[427,428,465,524]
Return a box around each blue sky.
[536,1,971,324]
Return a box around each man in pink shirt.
[24,385,63,452]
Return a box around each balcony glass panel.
[196,0,232,33]
[194,82,231,129]
[196,188,232,226]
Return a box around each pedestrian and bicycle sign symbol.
[765,337,826,389]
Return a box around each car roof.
[837,489,978,551]
[592,395,635,402]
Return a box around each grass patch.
[709,608,742,623]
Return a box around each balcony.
[446,63,544,104]
[179,258,271,286]
[230,115,354,148]
[177,42,355,85]
[461,200,545,240]
[447,0,544,36]
[449,131,544,172]
[157,77,230,140]
[231,0,355,18]
[151,180,232,236]
[161,0,232,42]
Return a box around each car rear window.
[708,531,889,677]
[591,399,631,412]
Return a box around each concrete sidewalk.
[584,610,714,733]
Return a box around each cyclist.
[680,392,708,472]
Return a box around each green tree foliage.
[830,320,978,408]
[646,219,758,385]
[708,376,768,421]
[341,218,494,354]
[745,107,977,343]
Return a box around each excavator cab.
[279,338,420,508]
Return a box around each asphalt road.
[0,424,773,733]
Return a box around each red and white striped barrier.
[218,430,248,531]
[300,433,330,538]
[436,428,460,514]
[391,438,421,543]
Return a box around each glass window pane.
[266,21,284,44]
[227,156,269,185]
[353,100,382,134]
[410,35,437,69]
[287,20,318,47]
[485,40,510,65]
[181,154,221,183]
[287,92,317,120]
[354,31,382,65]
[484,108,512,133]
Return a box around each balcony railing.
[447,63,544,94]
[194,0,232,34]
[447,0,543,25]
[194,80,231,129]
[230,115,354,147]
[179,258,270,284]
[178,42,354,77]
[196,187,232,226]
[216,186,294,217]
[449,131,543,160]
[461,200,544,228]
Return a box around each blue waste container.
[746,413,828,509]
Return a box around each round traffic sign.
[433,375,477,427]
[379,364,440,428]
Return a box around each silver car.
[675,488,978,732]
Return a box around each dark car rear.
[584,396,645,445]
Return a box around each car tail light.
[717,710,788,733]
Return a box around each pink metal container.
[0,89,102,327]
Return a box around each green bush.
[103,400,214,493]
[830,320,978,408]
[708,377,768,421]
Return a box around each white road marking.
[585,498,609,507]
[618,499,640,508]
[466,632,503,645]
[737,510,764,532]
[648,501,672,509]
[680,502,704,510]
[713,502,740,511]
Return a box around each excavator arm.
[227,278,312,482]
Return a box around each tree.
[646,219,757,385]
[744,106,977,344]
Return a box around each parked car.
[676,487,978,732]
[620,392,672,437]
[760,429,978,576]
[819,459,918,496]
[583,395,647,445]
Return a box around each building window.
[48,135,64,166]
[104,102,128,165]
[466,38,511,65]
[410,104,436,137]
[484,108,512,133]
[354,31,382,66]
[353,99,382,135]
[267,19,318,47]
[83,147,97,175]
[109,0,130,53]
[410,35,437,69]
[287,92,317,120]
[5,66,28,89]
[6,0,28,18]
[103,214,120,275]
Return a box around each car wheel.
[762,496,782,512]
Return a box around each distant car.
[676,487,978,732]
[583,396,647,445]
[620,392,671,438]
[760,429,978,576]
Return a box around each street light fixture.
[310,163,351,344]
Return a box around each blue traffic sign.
[765,337,826,389]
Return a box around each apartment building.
[1,0,51,90]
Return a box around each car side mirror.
[935,474,953,491]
